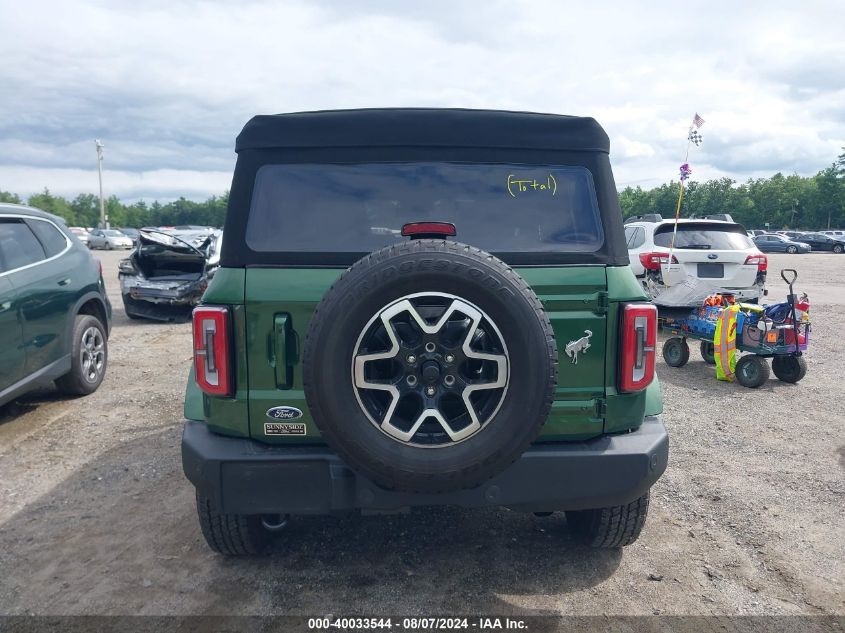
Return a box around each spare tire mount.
[352,292,509,447]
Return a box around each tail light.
[620,303,657,393]
[744,253,768,272]
[401,222,457,238]
[639,252,678,271]
[192,306,232,396]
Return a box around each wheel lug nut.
[445,354,454,363]
[406,355,416,364]
[425,386,436,396]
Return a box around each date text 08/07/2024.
[307,616,529,631]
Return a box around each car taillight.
[638,252,678,271]
[744,253,768,272]
[620,303,657,393]
[193,306,232,397]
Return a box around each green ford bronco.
[181,108,668,555]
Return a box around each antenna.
[95,140,107,229]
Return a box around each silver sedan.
[87,229,134,250]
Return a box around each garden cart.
[658,269,810,388]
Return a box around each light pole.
[95,140,107,229]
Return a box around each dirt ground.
[0,251,842,617]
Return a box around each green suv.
[181,109,668,555]
[0,204,111,407]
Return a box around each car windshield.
[246,162,605,254]
[103,230,124,237]
[653,223,754,250]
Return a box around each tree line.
[1,150,842,230]
[619,151,844,230]
[0,189,228,229]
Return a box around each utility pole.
[95,140,107,229]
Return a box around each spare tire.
[303,240,557,493]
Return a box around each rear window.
[624,225,645,249]
[27,218,69,257]
[0,219,47,272]
[653,223,753,250]
[245,163,604,254]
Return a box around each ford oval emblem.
[707,253,718,260]
[266,406,303,420]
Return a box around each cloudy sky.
[1,0,843,202]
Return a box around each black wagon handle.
[781,269,798,286]
[779,268,801,355]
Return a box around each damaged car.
[627,218,767,306]
[118,228,222,321]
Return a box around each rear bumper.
[121,293,193,321]
[119,276,204,305]
[650,281,765,307]
[181,416,669,515]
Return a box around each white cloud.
[617,137,656,159]
[0,0,843,200]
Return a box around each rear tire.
[566,492,650,548]
[195,492,272,556]
[735,354,770,388]
[700,341,716,365]
[662,337,690,367]
[56,314,108,396]
[833,244,843,254]
[772,355,807,383]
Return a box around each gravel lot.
[0,251,842,616]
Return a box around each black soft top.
[236,108,609,153]
[223,108,628,267]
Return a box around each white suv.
[625,219,767,306]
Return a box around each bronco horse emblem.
[565,330,593,364]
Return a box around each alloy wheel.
[352,292,509,447]
[80,326,105,383]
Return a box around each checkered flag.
[688,129,703,146]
